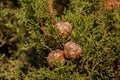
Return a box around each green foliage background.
[0,0,120,79]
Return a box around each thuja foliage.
[0,0,120,79]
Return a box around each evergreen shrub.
[0,0,120,79]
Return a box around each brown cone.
[47,49,65,68]
[54,22,72,38]
[64,41,82,60]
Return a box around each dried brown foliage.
[103,0,120,9]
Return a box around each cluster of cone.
[47,22,82,68]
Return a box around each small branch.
[49,0,54,23]
[40,27,51,36]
